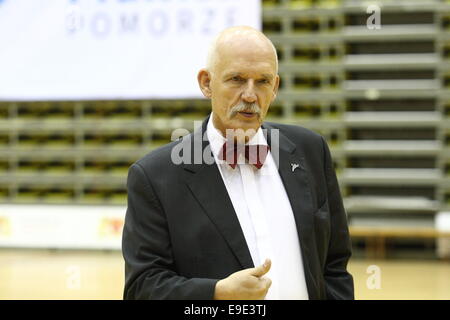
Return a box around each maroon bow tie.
[219,142,270,169]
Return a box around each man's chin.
[229,118,261,130]
[224,119,261,141]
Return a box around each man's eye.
[258,79,269,84]
[231,76,243,82]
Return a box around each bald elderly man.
[122,26,354,300]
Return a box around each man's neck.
[211,112,260,144]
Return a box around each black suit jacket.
[122,116,354,300]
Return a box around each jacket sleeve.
[122,162,218,300]
[321,136,355,300]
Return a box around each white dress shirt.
[206,113,309,300]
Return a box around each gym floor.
[0,249,449,300]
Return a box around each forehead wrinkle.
[219,53,277,77]
[222,72,274,81]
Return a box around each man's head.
[197,26,280,140]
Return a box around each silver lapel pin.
[291,163,300,172]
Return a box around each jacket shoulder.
[264,121,324,144]
[133,137,185,174]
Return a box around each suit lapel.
[263,123,320,299]
[182,116,254,270]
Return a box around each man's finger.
[250,259,271,277]
[260,276,272,289]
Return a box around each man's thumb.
[251,259,271,277]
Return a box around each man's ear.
[271,74,280,103]
[197,69,212,98]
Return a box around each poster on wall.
[0,0,261,101]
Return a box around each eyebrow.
[223,72,274,81]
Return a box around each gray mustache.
[228,102,261,118]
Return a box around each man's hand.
[214,259,272,300]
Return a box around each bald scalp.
[206,26,278,75]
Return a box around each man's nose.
[241,80,257,103]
